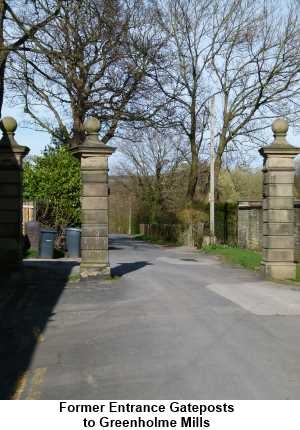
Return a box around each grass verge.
[295,265,300,282]
[202,245,300,283]
[201,245,262,271]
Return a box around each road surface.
[2,235,300,399]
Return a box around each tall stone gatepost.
[72,117,115,278]
[259,118,300,280]
[0,117,29,271]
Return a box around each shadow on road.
[112,261,151,277]
[0,260,77,399]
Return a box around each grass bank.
[202,245,300,282]
[202,245,262,271]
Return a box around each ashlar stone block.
[81,210,108,224]
[0,171,20,183]
[0,211,20,223]
[263,248,294,262]
[82,196,108,210]
[262,197,294,210]
[263,222,294,236]
[82,183,108,197]
[81,155,108,169]
[81,236,108,250]
[0,223,20,237]
[263,236,294,249]
[81,249,109,263]
[264,171,294,184]
[265,183,294,197]
[265,156,295,169]
[0,184,20,197]
[81,225,108,237]
[261,262,296,280]
[0,198,21,210]
[263,209,294,223]
[81,171,107,183]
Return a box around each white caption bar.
[0,400,299,430]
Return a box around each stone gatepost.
[72,117,115,278]
[0,117,29,271]
[259,118,300,280]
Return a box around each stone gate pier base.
[72,118,115,278]
[0,117,29,271]
[260,118,300,280]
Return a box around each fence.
[139,223,204,247]
[22,201,36,232]
[214,202,238,245]
[139,202,238,247]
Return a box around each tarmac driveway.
[1,234,300,399]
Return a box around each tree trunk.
[186,90,198,203]
[70,105,86,147]
[186,148,198,203]
[0,55,6,117]
[0,0,6,117]
[214,133,227,198]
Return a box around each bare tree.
[0,0,61,115]
[152,0,215,202]
[152,0,300,202]
[8,0,166,145]
[210,0,300,187]
[118,128,183,222]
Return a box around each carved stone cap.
[259,117,300,157]
[84,117,100,135]
[272,117,288,145]
[1,116,17,134]
[82,117,103,146]
[0,116,30,155]
[71,117,115,158]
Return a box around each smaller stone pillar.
[259,118,300,280]
[0,117,29,271]
[72,117,115,278]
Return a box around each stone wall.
[238,201,263,250]
[238,199,300,262]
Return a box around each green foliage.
[218,169,262,202]
[202,245,262,271]
[295,265,300,283]
[23,145,81,228]
[176,207,208,225]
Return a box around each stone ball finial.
[272,117,288,136]
[84,117,100,135]
[1,116,17,133]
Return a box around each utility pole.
[210,96,215,245]
[128,195,132,235]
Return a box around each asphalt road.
[7,235,300,399]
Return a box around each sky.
[2,104,122,170]
[3,103,300,172]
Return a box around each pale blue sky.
[3,103,300,171]
[2,104,121,169]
